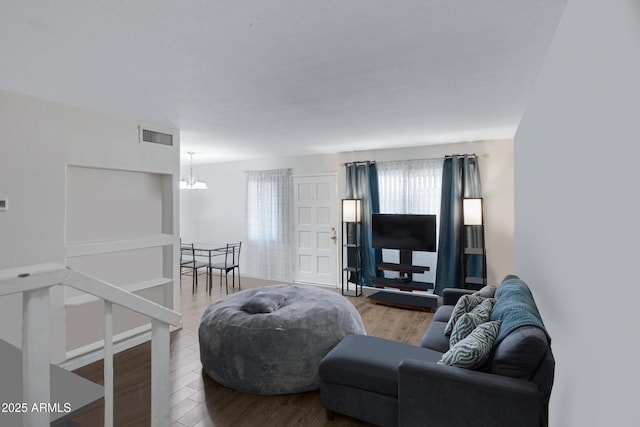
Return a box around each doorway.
[292,174,338,286]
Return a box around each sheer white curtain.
[245,169,292,281]
[377,158,443,284]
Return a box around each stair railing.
[0,263,182,427]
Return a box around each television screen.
[371,214,437,252]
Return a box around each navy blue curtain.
[345,161,381,286]
[434,155,482,295]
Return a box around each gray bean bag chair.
[199,284,366,395]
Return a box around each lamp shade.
[463,198,483,225]
[342,199,362,222]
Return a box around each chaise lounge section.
[319,276,554,427]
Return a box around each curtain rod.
[242,168,292,173]
[342,161,377,166]
[342,153,489,167]
[444,153,489,159]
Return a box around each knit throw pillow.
[444,294,484,336]
[439,320,502,369]
[449,298,496,346]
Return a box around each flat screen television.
[371,213,437,252]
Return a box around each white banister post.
[150,319,170,427]
[22,287,51,427]
[104,301,114,427]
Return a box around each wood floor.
[71,275,435,427]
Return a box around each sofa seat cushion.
[420,320,450,353]
[319,335,442,397]
[490,326,549,379]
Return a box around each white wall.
[0,89,178,363]
[181,138,514,285]
[514,1,640,425]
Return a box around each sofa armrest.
[442,288,476,306]
[398,359,541,427]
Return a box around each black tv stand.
[368,290,438,311]
[370,249,438,311]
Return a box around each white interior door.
[293,175,338,286]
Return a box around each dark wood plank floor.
[71,275,434,427]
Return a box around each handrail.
[65,269,181,326]
[0,262,68,296]
[0,263,182,427]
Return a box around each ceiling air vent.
[139,126,174,147]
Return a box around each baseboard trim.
[293,281,338,289]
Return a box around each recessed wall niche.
[64,165,175,358]
[66,165,165,243]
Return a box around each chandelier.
[180,152,208,190]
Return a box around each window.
[245,169,292,281]
[377,159,443,284]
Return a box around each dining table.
[192,243,227,292]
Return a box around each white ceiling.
[1,1,566,164]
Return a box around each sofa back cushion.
[489,278,551,379]
[489,326,548,378]
[491,278,549,344]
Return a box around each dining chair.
[208,242,241,295]
[181,242,209,292]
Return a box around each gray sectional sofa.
[318,276,554,427]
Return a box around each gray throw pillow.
[449,298,496,346]
[444,294,484,336]
[439,320,502,369]
[473,285,497,299]
[240,292,287,314]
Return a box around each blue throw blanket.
[490,278,550,345]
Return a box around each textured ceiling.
[0,1,566,164]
